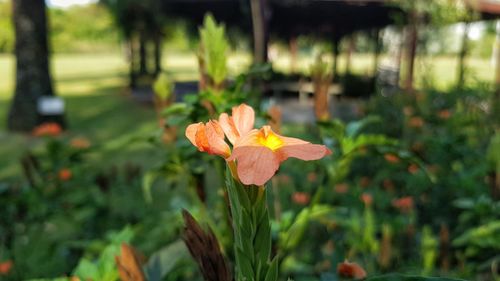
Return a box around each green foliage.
[143,240,189,281]
[153,73,174,101]
[73,226,134,281]
[199,14,229,86]
[365,274,467,281]
[49,4,121,53]
[0,1,13,53]
[421,226,438,275]
[226,169,277,281]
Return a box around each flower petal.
[206,120,231,157]
[278,136,331,161]
[232,103,255,136]
[186,123,202,146]
[219,113,239,144]
[228,146,280,186]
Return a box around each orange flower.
[408,164,419,174]
[337,261,367,279]
[334,183,349,194]
[408,116,424,128]
[360,193,373,206]
[359,177,371,188]
[403,106,414,116]
[219,103,255,145]
[438,109,451,119]
[0,260,13,275]
[185,120,231,158]
[227,126,331,186]
[58,168,72,181]
[384,153,400,163]
[307,172,317,182]
[70,137,91,149]
[33,122,62,137]
[392,196,414,212]
[292,192,310,205]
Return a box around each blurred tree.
[100,0,165,87]
[8,0,64,131]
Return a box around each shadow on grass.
[0,86,160,181]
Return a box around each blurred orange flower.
[0,260,13,275]
[334,183,349,194]
[33,122,62,137]
[307,172,317,182]
[186,120,231,158]
[403,106,414,116]
[58,168,72,181]
[70,137,91,149]
[228,126,331,186]
[393,196,414,212]
[408,116,424,128]
[292,192,310,205]
[361,193,373,206]
[337,261,367,279]
[359,177,371,188]
[408,164,419,174]
[384,153,400,163]
[438,109,451,119]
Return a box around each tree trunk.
[457,22,469,89]
[8,0,62,131]
[404,12,418,92]
[139,31,147,75]
[250,0,268,65]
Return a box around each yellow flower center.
[258,131,284,151]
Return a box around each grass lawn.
[0,51,494,180]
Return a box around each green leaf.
[142,171,160,203]
[199,13,228,85]
[264,257,279,281]
[236,247,255,280]
[153,72,174,101]
[365,274,467,281]
[144,240,189,281]
[254,213,271,263]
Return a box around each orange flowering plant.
[185,103,331,280]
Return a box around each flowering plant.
[185,103,331,280]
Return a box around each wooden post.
[457,22,469,89]
[250,0,269,64]
[289,36,298,73]
[494,21,500,106]
[373,29,382,76]
[153,33,162,75]
[332,37,340,80]
[404,15,418,92]
[345,34,356,75]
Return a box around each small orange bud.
[0,260,13,275]
[70,137,91,149]
[438,109,451,119]
[392,196,414,213]
[58,168,72,181]
[361,193,373,206]
[292,192,310,205]
[384,154,400,164]
[33,122,62,137]
[408,164,419,174]
[408,116,424,128]
[334,183,349,194]
[337,261,367,279]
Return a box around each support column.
[250,0,269,65]
[404,13,418,92]
[345,34,356,75]
[373,29,382,76]
[332,37,340,80]
[289,36,298,73]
